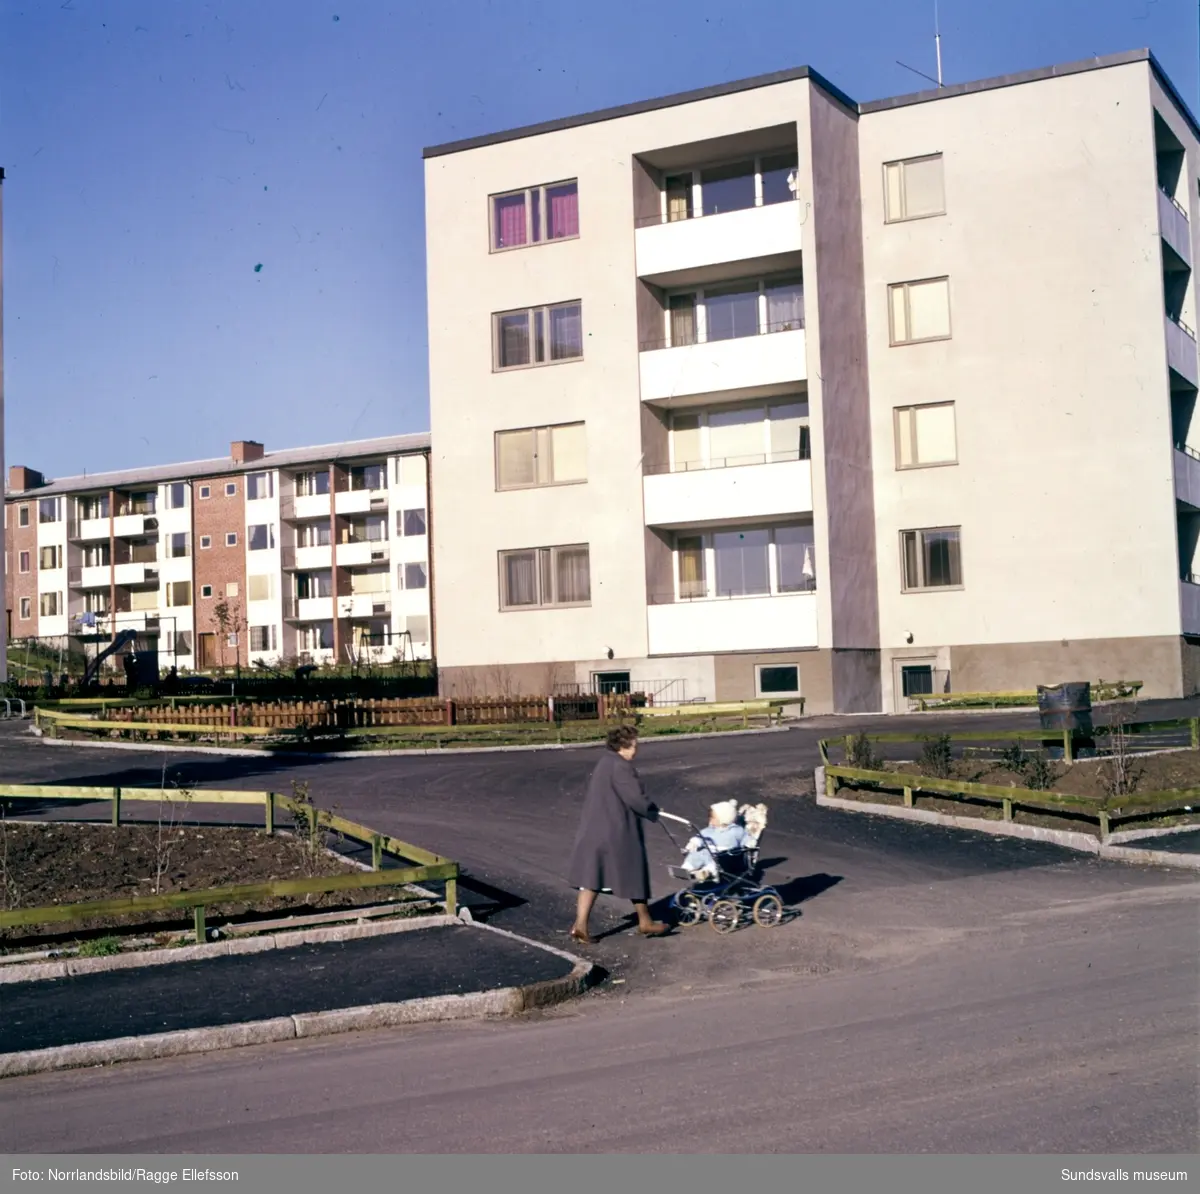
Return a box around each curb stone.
[34,723,789,759]
[814,775,1200,871]
[0,919,597,1078]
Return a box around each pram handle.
[657,811,692,826]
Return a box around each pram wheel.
[752,893,784,928]
[710,899,740,935]
[675,891,703,926]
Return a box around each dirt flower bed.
[0,822,404,942]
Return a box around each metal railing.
[640,315,804,352]
[1176,443,1200,462]
[1167,312,1197,340]
[644,445,810,476]
[647,580,817,605]
[634,191,800,229]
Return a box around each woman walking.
[566,723,669,944]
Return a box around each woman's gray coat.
[566,750,658,901]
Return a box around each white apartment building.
[5,435,432,674]
[424,49,1200,713]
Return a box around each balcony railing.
[1168,313,1197,341]
[640,316,804,353]
[1161,184,1190,221]
[647,579,817,606]
[634,191,800,229]
[643,445,810,477]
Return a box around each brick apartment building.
[4,435,433,677]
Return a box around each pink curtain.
[494,193,527,248]
[546,183,579,239]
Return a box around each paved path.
[0,705,1197,1152]
[0,926,572,1053]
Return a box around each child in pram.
[680,800,768,882]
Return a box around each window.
[295,571,332,599]
[83,543,110,567]
[199,485,211,500]
[659,274,804,348]
[84,591,109,614]
[18,504,29,528]
[499,544,590,609]
[895,403,957,468]
[901,527,963,591]
[39,545,62,571]
[884,154,945,222]
[121,491,156,515]
[165,482,187,509]
[496,423,587,489]
[130,589,157,611]
[226,582,239,597]
[199,535,212,550]
[246,472,274,500]
[699,160,756,216]
[669,402,809,472]
[38,498,61,524]
[170,630,194,655]
[673,524,815,601]
[248,524,275,551]
[166,581,192,607]
[491,179,579,250]
[168,532,190,558]
[350,567,390,595]
[225,482,237,497]
[250,625,277,652]
[405,614,430,644]
[300,622,334,651]
[296,470,330,496]
[39,592,62,617]
[298,521,331,548]
[343,515,387,544]
[889,277,951,345]
[400,508,427,537]
[402,562,428,590]
[18,551,29,574]
[200,584,213,599]
[757,665,800,697]
[493,302,583,370]
[248,574,274,601]
[226,632,239,647]
[652,154,797,226]
[225,532,238,548]
[77,495,109,520]
[901,664,935,698]
[349,463,387,492]
[19,597,31,620]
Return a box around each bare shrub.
[919,734,954,779]
[846,733,883,771]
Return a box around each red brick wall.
[5,500,40,637]
[192,474,247,668]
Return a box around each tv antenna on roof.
[896,1,944,88]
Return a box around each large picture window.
[494,302,583,370]
[499,544,591,610]
[901,527,963,591]
[669,525,815,602]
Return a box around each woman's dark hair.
[606,723,639,752]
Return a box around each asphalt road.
[0,704,1197,1152]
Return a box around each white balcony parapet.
[114,562,157,586]
[640,327,806,403]
[647,591,818,655]
[293,544,333,571]
[1166,315,1198,385]
[339,593,393,619]
[112,513,157,539]
[1159,187,1191,264]
[643,458,812,528]
[71,517,111,542]
[288,597,334,621]
[635,199,803,285]
[1182,578,1200,636]
[334,489,387,516]
[1174,446,1200,509]
[337,539,390,567]
[292,493,332,521]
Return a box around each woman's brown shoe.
[569,927,596,945]
[636,921,670,937]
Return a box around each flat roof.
[7,432,431,499]
[423,46,1199,157]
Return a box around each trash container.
[1037,682,1092,735]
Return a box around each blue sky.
[1,0,1196,478]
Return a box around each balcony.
[293,544,333,570]
[647,591,818,655]
[286,596,335,621]
[70,517,110,542]
[292,493,331,521]
[68,564,112,589]
[640,326,806,405]
[1175,446,1200,509]
[334,489,388,516]
[113,562,159,587]
[1182,577,1200,636]
[1166,315,1199,386]
[112,513,158,539]
[635,199,803,288]
[1159,187,1191,263]
[339,593,392,619]
[337,539,390,567]
[643,457,812,529]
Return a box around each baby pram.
[658,811,784,934]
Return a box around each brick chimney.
[231,440,265,464]
[8,465,44,492]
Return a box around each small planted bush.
[77,936,121,958]
[919,734,954,779]
[846,733,883,771]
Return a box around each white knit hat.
[711,800,738,827]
